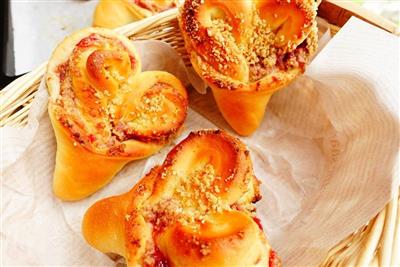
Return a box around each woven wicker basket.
[1,1,399,266]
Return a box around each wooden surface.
[319,0,399,34]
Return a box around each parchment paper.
[1,17,399,266]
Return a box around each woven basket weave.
[1,2,399,266]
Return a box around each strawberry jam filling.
[153,246,169,267]
[253,216,264,230]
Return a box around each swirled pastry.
[93,0,178,28]
[82,130,280,267]
[180,0,318,136]
[46,28,188,201]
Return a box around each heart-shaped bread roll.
[93,0,178,28]
[180,0,318,136]
[82,130,280,267]
[46,28,188,201]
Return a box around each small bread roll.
[46,27,188,200]
[93,0,178,28]
[179,0,318,136]
[82,130,281,266]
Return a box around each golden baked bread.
[82,130,280,267]
[93,0,178,28]
[46,28,188,201]
[179,0,318,136]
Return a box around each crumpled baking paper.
[1,17,399,266]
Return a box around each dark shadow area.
[1,0,22,89]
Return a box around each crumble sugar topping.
[144,163,233,230]
[144,198,184,231]
[125,93,168,126]
[174,163,226,216]
[141,161,258,231]
[207,19,240,68]
[206,16,315,82]
[238,15,278,82]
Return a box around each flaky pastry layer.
[83,130,280,267]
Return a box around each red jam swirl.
[252,217,280,267]
[153,245,169,267]
[252,217,263,230]
[269,250,278,267]
[76,33,99,48]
